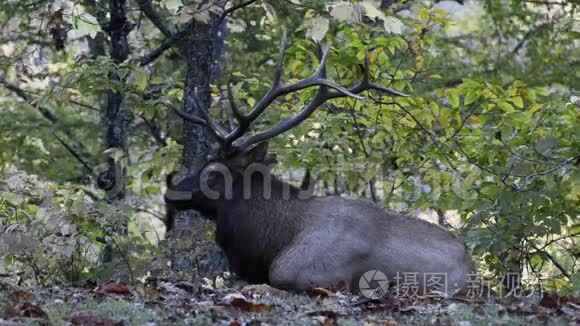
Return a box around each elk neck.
[213,170,307,281]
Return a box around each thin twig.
[52,132,95,175]
[218,0,258,25]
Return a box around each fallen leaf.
[241,284,287,297]
[306,287,336,298]
[356,296,401,314]
[0,282,35,304]
[230,298,273,313]
[158,282,185,295]
[93,281,130,296]
[400,305,426,314]
[8,289,35,303]
[14,302,48,319]
[222,293,273,313]
[306,310,342,319]
[67,311,121,326]
[311,315,335,325]
[175,281,197,293]
[538,291,579,309]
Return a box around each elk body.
[164,33,474,294]
[166,143,474,293]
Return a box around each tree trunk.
[99,0,130,201]
[167,11,228,277]
[97,0,131,267]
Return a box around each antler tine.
[226,81,245,122]
[165,89,229,144]
[356,51,408,98]
[216,34,409,153]
[192,87,228,143]
[232,48,409,150]
[197,103,228,143]
[273,29,288,86]
[363,50,370,84]
[314,43,330,78]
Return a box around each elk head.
[165,142,277,220]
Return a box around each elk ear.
[263,153,277,165]
[166,172,176,187]
[229,142,270,169]
[247,142,269,162]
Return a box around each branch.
[530,244,571,280]
[52,132,95,174]
[0,79,99,111]
[139,26,189,66]
[0,77,91,158]
[218,0,259,25]
[138,113,167,146]
[136,0,174,37]
[390,100,457,171]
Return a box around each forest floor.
[1,277,579,326]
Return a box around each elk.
[164,33,474,294]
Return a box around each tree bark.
[167,8,228,276]
[100,0,131,201]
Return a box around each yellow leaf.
[512,96,524,109]
[369,50,378,64]
[529,103,542,114]
[415,55,424,70]
[356,49,366,61]
[498,102,515,113]
[439,107,449,129]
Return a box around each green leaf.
[356,49,366,61]
[535,87,549,96]
[439,107,450,129]
[448,92,459,108]
[69,13,101,39]
[512,96,524,109]
[306,16,329,42]
[464,90,479,105]
[383,16,403,35]
[329,2,361,23]
[360,1,386,21]
[498,102,515,113]
[163,0,183,13]
[480,184,497,197]
[130,67,149,92]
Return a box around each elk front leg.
[269,228,370,291]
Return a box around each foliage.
[0,169,162,285]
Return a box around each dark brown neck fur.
[214,172,305,283]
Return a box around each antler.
[171,30,408,154]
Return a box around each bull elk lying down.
[164,33,474,295]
